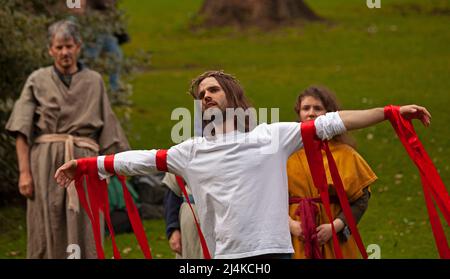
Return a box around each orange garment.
[288,141,377,259]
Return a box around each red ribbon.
[289,196,341,259]
[289,197,322,259]
[155,149,211,259]
[105,155,152,259]
[174,176,211,259]
[301,121,368,259]
[156,149,168,172]
[74,157,107,258]
[75,156,152,259]
[384,105,450,259]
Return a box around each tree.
[198,0,322,28]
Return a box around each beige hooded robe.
[6,65,130,258]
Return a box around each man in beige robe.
[5,20,129,258]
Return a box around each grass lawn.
[0,206,175,259]
[1,0,449,258]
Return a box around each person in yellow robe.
[288,86,377,259]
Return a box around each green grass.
[0,206,27,259]
[103,219,174,259]
[1,0,449,258]
[0,206,174,259]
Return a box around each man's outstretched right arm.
[97,150,160,179]
[55,141,192,188]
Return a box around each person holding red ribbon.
[288,86,377,259]
[54,71,431,259]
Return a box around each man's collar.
[52,62,84,76]
[53,62,84,88]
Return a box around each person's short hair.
[47,20,82,47]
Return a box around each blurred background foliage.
[0,0,145,205]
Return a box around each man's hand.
[54,160,77,188]
[339,104,432,131]
[169,229,182,255]
[18,172,34,198]
[399,104,431,127]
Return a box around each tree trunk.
[198,0,321,28]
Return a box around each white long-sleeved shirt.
[97,112,346,258]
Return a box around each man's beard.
[202,107,227,136]
[201,107,251,136]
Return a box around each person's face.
[198,77,228,112]
[48,36,81,72]
[299,96,326,122]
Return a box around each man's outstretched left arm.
[338,105,431,131]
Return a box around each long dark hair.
[189,71,254,133]
[190,71,252,110]
[295,86,356,148]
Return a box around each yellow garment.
[287,141,377,259]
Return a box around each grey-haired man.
[6,20,129,258]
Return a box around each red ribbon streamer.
[289,196,341,259]
[75,156,152,259]
[301,121,368,259]
[104,155,152,259]
[384,105,450,259]
[289,197,323,259]
[74,157,106,258]
[156,149,168,172]
[174,176,212,259]
[155,149,211,258]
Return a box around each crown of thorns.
[188,70,240,98]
